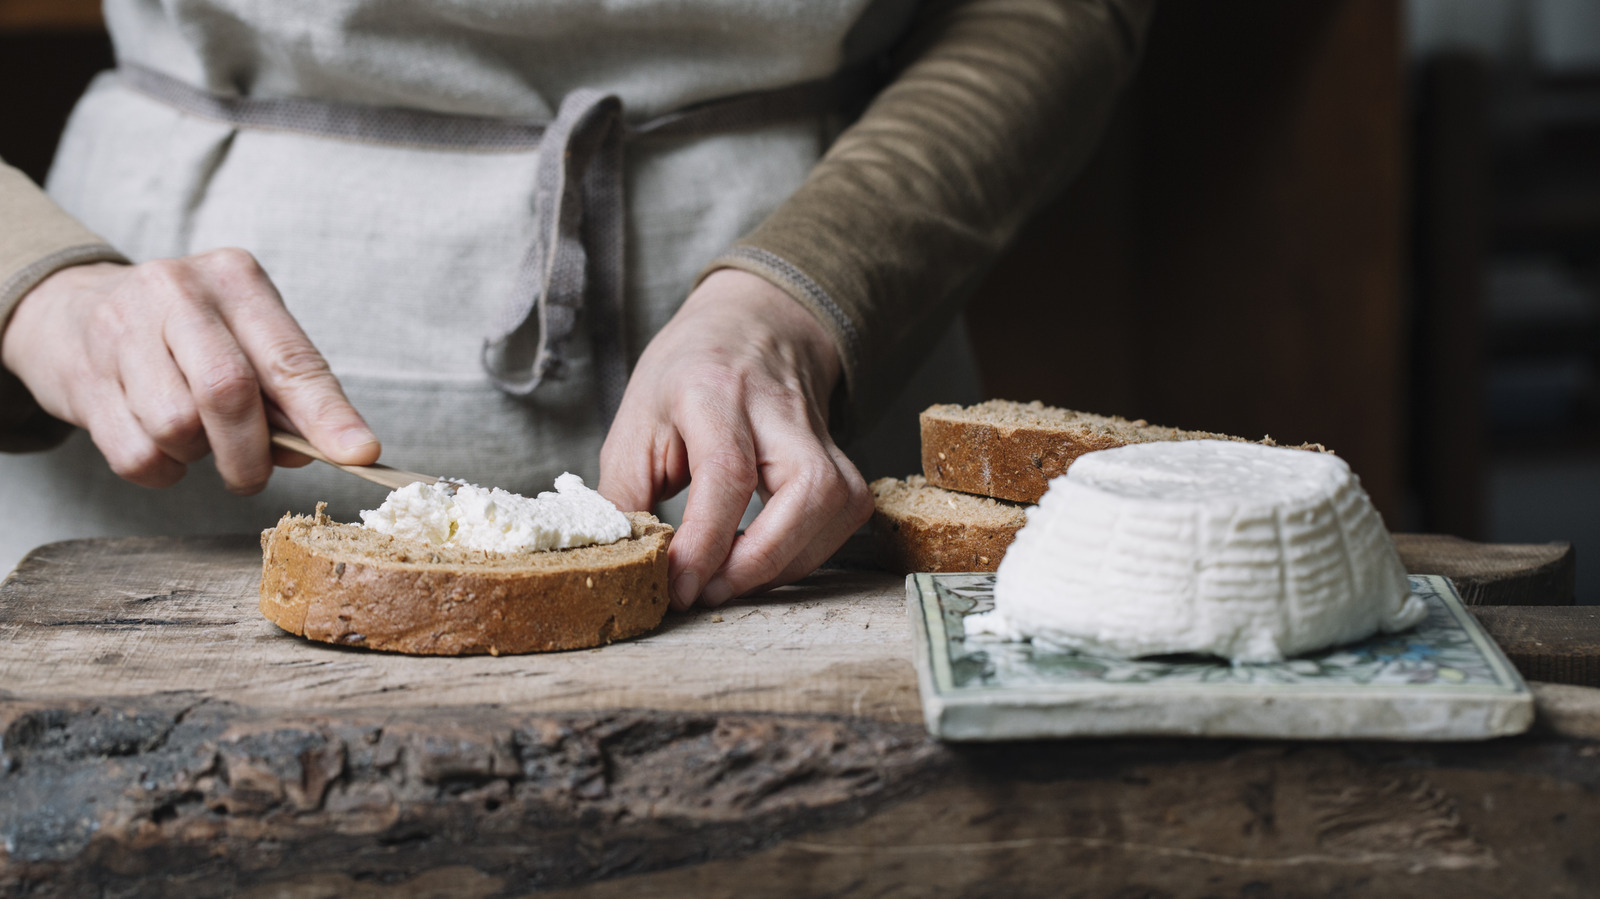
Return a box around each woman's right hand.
[0,248,379,493]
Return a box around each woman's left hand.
[598,268,873,610]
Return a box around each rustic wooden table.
[1,534,1596,898]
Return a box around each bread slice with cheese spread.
[921,400,1325,504]
[260,506,672,655]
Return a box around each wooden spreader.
[1,533,1596,897]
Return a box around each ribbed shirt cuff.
[0,159,129,452]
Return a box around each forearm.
[0,157,128,452]
[708,0,1153,431]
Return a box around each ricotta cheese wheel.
[978,440,1425,663]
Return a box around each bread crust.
[871,512,1020,574]
[921,412,1123,505]
[869,477,1026,574]
[260,511,672,655]
[921,401,1324,504]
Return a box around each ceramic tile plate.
[907,573,1534,741]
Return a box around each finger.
[198,249,380,466]
[699,442,857,605]
[669,400,758,610]
[599,403,664,514]
[741,443,873,592]
[262,400,313,467]
[599,413,689,514]
[163,308,274,495]
[272,446,316,468]
[117,333,209,464]
[697,387,868,603]
[81,383,187,489]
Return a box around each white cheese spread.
[359,473,630,554]
[970,440,1425,663]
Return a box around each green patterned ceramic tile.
[908,573,1533,741]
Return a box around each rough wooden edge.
[1472,606,1600,687]
[1530,682,1600,739]
[1392,534,1575,606]
[0,699,942,895]
[2,692,1597,897]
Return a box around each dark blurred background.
[3,0,1597,600]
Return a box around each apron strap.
[482,90,628,424]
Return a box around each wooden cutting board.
[0,534,918,720]
[2,534,1598,898]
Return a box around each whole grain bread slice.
[260,507,672,655]
[870,475,1028,574]
[921,400,1325,504]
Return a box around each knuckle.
[105,441,170,484]
[201,246,263,277]
[259,342,333,387]
[146,405,203,449]
[788,453,842,502]
[135,256,184,283]
[697,449,757,492]
[682,365,743,405]
[84,298,131,343]
[201,248,276,303]
[844,477,875,526]
[135,258,199,300]
[815,464,851,508]
[739,541,787,585]
[193,362,259,415]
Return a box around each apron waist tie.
[483,90,626,415]
[116,63,881,425]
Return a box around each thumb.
[599,418,678,514]
[278,378,381,467]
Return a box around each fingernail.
[701,577,734,608]
[339,426,379,454]
[673,571,700,607]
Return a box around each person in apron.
[0,0,1152,604]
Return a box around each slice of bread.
[921,400,1324,504]
[870,475,1028,574]
[260,507,672,655]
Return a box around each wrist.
[689,267,843,393]
[2,262,122,376]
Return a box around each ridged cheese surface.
[975,440,1424,663]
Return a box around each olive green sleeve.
[0,157,129,452]
[704,0,1153,433]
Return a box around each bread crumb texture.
[259,511,672,655]
[869,476,1027,574]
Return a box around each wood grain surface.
[1392,533,1575,606]
[1470,606,1600,688]
[2,534,1598,897]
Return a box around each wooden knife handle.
[268,428,436,491]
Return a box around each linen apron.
[0,0,981,574]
